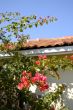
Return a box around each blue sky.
[0,0,73,39]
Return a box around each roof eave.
[19,45,73,56]
[0,45,73,57]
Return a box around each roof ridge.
[28,36,73,41]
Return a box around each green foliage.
[0,12,57,44]
[0,12,20,24]
[0,53,73,109]
[20,84,68,110]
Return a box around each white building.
[0,36,73,109]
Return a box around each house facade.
[20,36,73,109]
[0,36,73,109]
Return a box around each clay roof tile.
[22,36,73,49]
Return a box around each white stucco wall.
[32,70,73,109]
[48,70,73,110]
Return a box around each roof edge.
[19,45,73,56]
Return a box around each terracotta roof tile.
[22,36,73,49]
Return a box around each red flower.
[31,73,40,83]
[39,83,49,91]
[31,77,38,83]
[20,76,28,83]
[35,60,40,65]
[23,80,30,88]
[32,72,47,82]
[35,72,40,77]
[17,83,24,90]
[17,71,49,92]
[22,70,27,76]
[27,72,32,78]
[69,55,73,60]
[42,55,47,59]
[20,76,30,88]
[44,83,49,89]
[35,72,47,82]
[38,55,47,59]
[31,72,49,91]
[39,75,47,81]
[38,55,43,59]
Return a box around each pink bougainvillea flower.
[69,55,73,60]
[27,72,32,78]
[31,72,49,91]
[23,80,30,88]
[17,71,49,92]
[17,83,24,90]
[43,83,49,89]
[39,83,49,91]
[20,76,30,88]
[39,75,47,82]
[20,76,28,83]
[35,72,47,82]
[22,70,27,76]
[31,72,40,83]
[31,76,39,83]
[31,72,41,83]
[35,72,40,77]
[38,55,47,60]
[35,60,40,65]
[32,72,47,82]
[38,55,43,59]
[42,55,47,59]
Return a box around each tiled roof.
[22,36,73,49]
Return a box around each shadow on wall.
[48,70,73,110]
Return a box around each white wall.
[31,70,73,109]
[49,70,73,110]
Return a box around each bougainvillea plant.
[0,12,72,110]
[17,54,73,92]
[0,53,72,110]
[0,12,58,110]
[17,71,49,92]
[17,55,49,92]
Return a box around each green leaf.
[20,28,23,32]
[35,22,38,27]
[29,24,33,28]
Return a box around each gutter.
[0,46,73,58]
[0,46,73,57]
[17,45,73,56]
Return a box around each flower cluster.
[69,55,73,61]
[32,72,49,91]
[38,55,47,60]
[65,55,73,61]
[17,71,31,90]
[35,55,47,66]
[17,70,49,92]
